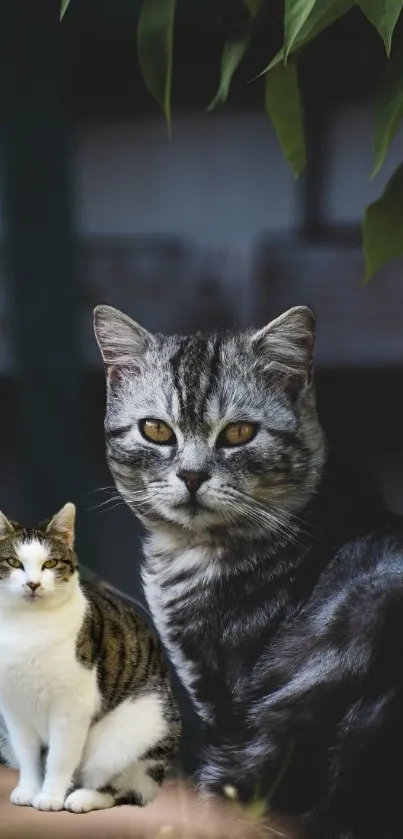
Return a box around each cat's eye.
[42,559,58,570]
[139,419,176,445]
[6,557,23,569]
[217,422,258,448]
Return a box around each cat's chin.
[0,594,48,611]
[19,592,51,605]
[0,588,74,611]
[163,505,219,531]
[140,499,223,532]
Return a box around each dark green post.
[1,0,91,559]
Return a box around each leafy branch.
[61,0,403,283]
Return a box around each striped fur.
[94,304,403,839]
[93,305,325,711]
[0,505,180,813]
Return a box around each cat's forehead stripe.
[198,336,222,421]
[169,335,222,425]
[16,539,50,564]
[170,337,191,416]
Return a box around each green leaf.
[356,0,403,56]
[372,47,403,176]
[264,61,306,177]
[208,1,262,111]
[243,0,261,16]
[289,0,354,50]
[137,0,176,129]
[363,163,403,282]
[60,0,70,20]
[208,28,252,111]
[284,0,318,61]
[258,0,354,75]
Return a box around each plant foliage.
[61,0,403,281]
[60,0,70,21]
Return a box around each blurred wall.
[76,114,297,243]
[324,104,403,224]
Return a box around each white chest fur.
[0,589,100,744]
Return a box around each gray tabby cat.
[0,503,180,812]
[94,304,403,839]
[93,303,324,724]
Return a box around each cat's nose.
[177,470,210,494]
[26,581,40,592]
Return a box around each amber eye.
[6,557,23,569]
[42,559,58,570]
[217,422,258,448]
[139,419,176,445]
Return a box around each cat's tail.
[195,736,279,808]
[197,742,357,839]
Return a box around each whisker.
[218,488,308,546]
[89,500,128,514]
[87,495,122,510]
[88,487,155,515]
[84,485,117,496]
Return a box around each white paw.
[32,792,65,811]
[65,788,115,813]
[10,785,39,806]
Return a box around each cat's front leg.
[33,712,92,812]
[3,713,42,806]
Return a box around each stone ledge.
[0,766,297,839]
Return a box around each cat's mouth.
[174,497,210,514]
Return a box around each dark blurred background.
[1,0,403,771]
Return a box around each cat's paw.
[65,788,115,813]
[32,792,65,811]
[10,785,39,807]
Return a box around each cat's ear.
[0,513,14,540]
[93,305,154,376]
[46,503,76,549]
[251,306,315,388]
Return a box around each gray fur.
[94,304,325,541]
[94,305,325,715]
